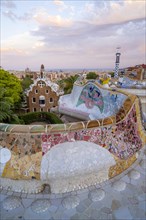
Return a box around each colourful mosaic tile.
[76,83,104,112]
[41,104,143,160]
[0,95,145,182]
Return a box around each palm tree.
[60,75,79,94]
[0,87,20,123]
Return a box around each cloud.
[2,10,16,21]
[31,17,145,45]
[32,41,45,49]
[53,0,74,14]
[29,15,145,68]
[2,10,32,21]
[1,47,29,56]
[33,11,72,27]
[1,1,145,69]
[53,0,68,11]
[54,0,64,6]
[1,32,40,51]
[84,2,94,13]
[1,0,16,8]
[83,0,145,25]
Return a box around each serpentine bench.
[0,86,145,194]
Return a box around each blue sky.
[1,0,146,70]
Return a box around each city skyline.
[1,0,146,70]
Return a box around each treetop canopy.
[0,69,22,104]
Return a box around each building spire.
[40,64,45,78]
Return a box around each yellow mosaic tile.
[109,154,137,178]
[2,152,42,180]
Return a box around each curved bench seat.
[0,86,145,194]
[41,141,116,193]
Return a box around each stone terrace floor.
[0,146,146,220]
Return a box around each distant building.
[26,65,64,112]
[25,67,31,73]
[125,64,146,80]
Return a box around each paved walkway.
[0,146,146,220]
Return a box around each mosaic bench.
[0,92,145,194]
[117,76,146,89]
[41,141,116,193]
[58,81,128,120]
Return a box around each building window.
[39,99,45,105]
[35,89,38,93]
[46,90,48,94]
[32,97,36,103]
[40,108,43,112]
[39,95,45,105]
[38,81,45,88]
[50,97,53,103]
[33,108,36,112]
[48,109,50,112]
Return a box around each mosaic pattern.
[128,170,140,180]
[112,180,126,191]
[0,177,43,193]
[59,82,127,120]
[76,83,104,112]
[109,154,137,178]
[0,95,145,185]
[62,196,80,209]
[41,141,116,193]
[41,105,143,159]
[0,133,42,156]
[89,189,105,201]
[3,196,21,211]
[31,199,51,213]
[0,133,42,179]
[2,152,42,180]
[140,160,146,169]
[119,76,146,88]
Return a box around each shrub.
[86,72,97,79]
[109,72,115,77]
[19,112,63,124]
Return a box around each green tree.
[21,75,33,90]
[0,87,20,123]
[0,69,22,123]
[0,87,12,121]
[109,72,115,77]
[86,72,98,79]
[0,69,22,104]
[58,75,79,94]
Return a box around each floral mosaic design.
[42,105,143,160]
[76,83,104,111]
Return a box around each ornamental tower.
[114,47,121,78]
[40,64,45,78]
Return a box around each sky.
[1,0,146,71]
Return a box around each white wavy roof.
[26,78,63,96]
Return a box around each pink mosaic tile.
[41,104,143,160]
